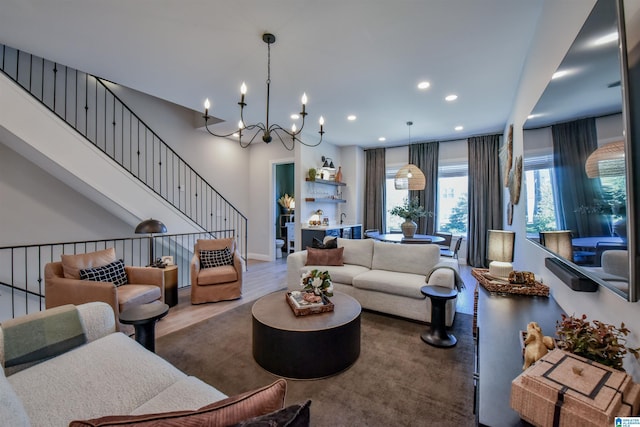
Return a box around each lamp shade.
[487,230,515,278]
[585,140,625,178]
[539,231,573,260]
[394,164,426,190]
[135,219,167,234]
[488,230,515,262]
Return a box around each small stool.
[119,301,169,352]
[420,285,458,348]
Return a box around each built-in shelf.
[305,178,346,186]
[304,198,346,203]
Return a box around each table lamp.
[487,230,515,278]
[539,231,573,260]
[135,218,167,266]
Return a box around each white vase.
[401,219,417,238]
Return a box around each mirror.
[523,0,639,301]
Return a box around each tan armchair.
[44,248,164,333]
[191,238,244,304]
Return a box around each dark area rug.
[156,300,476,427]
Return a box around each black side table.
[119,301,169,352]
[420,285,458,347]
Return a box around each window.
[524,153,559,236]
[437,163,468,235]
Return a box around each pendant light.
[394,121,426,190]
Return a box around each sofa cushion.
[200,248,234,269]
[8,333,187,427]
[80,259,128,286]
[131,376,227,415]
[371,241,440,275]
[68,379,287,427]
[61,248,117,279]
[305,247,344,266]
[353,270,428,299]
[337,238,374,269]
[231,399,311,427]
[197,265,238,286]
[117,285,162,312]
[0,369,30,427]
[299,264,369,286]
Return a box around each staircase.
[0,44,247,258]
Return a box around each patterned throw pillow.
[79,259,128,286]
[200,248,234,269]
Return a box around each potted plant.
[277,193,295,214]
[555,313,640,371]
[390,196,431,238]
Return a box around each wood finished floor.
[155,255,476,339]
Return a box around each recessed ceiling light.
[417,81,430,90]
[290,114,299,120]
[445,94,458,102]
[455,126,463,131]
[347,115,357,121]
[378,137,386,142]
[592,32,618,47]
[552,70,569,80]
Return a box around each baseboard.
[544,257,598,292]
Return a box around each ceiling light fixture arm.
[202,32,325,150]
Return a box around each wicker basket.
[511,349,640,426]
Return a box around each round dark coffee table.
[252,291,361,379]
[119,301,169,352]
[420,285,458,347]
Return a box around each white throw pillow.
[337,238,374,268]
[371,241,440,275]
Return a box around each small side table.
[420,285,458,348]
[162,265,179,307]
[119,301,169,352]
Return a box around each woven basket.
[511,349,640,426]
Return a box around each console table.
[474,276,563,426]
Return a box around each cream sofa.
[287,238,462,326]
[0,302,290,427]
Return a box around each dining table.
[371,233,445,244]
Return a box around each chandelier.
[394,121,426,190]
[202,33,325,151]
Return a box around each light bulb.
[301,93,307,105]
[238,120,244,129]
[319,116,325,125]
[240,82,247,94]
[291,123,297,132]
[204,99,210,109]
[407,172,413,178]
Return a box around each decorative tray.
[471,268,549,297]
[286,292,334,316]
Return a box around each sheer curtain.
[552,118,609,237]
[364,148,386,233]
[467,134,502,267]
[409,142,439,234]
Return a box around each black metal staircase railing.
[0,43,247,260]
[0,230,235,320]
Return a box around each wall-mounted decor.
[508,155,523,206]
[503,124,513,187]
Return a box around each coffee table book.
[286,292,335,316]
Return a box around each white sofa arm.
[426,268,456,289]
[286,250,308,290]
[76,301,117,342]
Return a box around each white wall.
[508,0,640,380]
[0,143,132,245]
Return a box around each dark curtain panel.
[552,118,609,237]
[409,142,439,234]
[467,134,502,267]
[365,148,386,233]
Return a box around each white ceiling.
[0,1,578,148]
